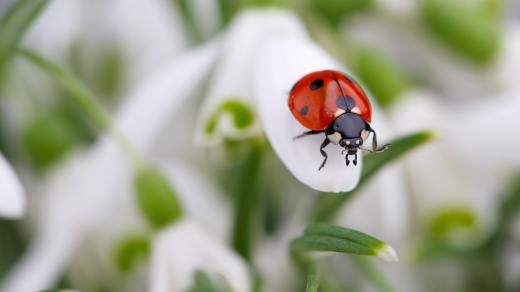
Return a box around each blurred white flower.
[1,42,219,292]
[149,219,251,292]
[0,153,25,218]
[194,10,307,145]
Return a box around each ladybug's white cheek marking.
[351,107,361,115]
[334,109,346,117]
[361,130,370,142]
[327,132,342,144]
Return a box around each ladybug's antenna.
[327,71,351,112]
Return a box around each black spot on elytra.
[300,105,309,116]
[309,79,324,91]
[336,95,356,111]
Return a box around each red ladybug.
[288,70,389,170]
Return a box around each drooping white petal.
[389,91,500,240]
[254,38,362,193]
[158,162,232,241]
[194,9,308,145]
[1,44,219,292]
[0,153,25,218]
[149,219,251,292]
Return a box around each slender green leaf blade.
[0,0,49,74]
[291,224,398,263]
[312,131,434,222]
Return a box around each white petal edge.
[194,9,308,145]
[0,153,25,218]
[254,38,362,193]
[149,219,251,292]
[1,43,219,292]
[375,244,399,262]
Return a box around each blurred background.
[1,0,520,291]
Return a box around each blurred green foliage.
[135,167,183,229]
[355,49,412,108]
[0,0,49,80]
[421,0,502,64]
[429,208,477,241]
[307,0,372,27]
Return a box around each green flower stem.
[174,0,203,43]
[305,261,321,292]
[352,255,395,292]
[231,139,266,261]
[19,49,184,229]
[311,131,434,222]
[0,0,49,79]
[18,49,145,171]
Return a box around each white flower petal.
[149,220,251,292]
[158,162,232,241]
[1,44,219,292]
[0,153,25,218]
[194,9,307,145]
[254,38,362,193]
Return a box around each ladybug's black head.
[325,112,370,165]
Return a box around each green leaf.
[134,167,183,228]
[188,270,233,292]
[312,131,434,222]
[291,224,398,263]
[421,0,501,64]
[307,0,373,27]
[0,0,49,78]
[355,49,412,108]
[114,234,150,272]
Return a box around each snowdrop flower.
[194,10,307,145]
[149,219,250,292]
[0,153,25,218]
[191,9,376,192]
[25,0,187,85]
[1,43,219,292]
[388,89,520,244]
[254,38,364,192]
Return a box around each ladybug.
[288,70,389,170]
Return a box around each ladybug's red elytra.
[288,70,389,170]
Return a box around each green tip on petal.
[114,235,150,272]
[204,99,256,138]
[374,244,399,263]
[134,167,183,229]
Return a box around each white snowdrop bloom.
[0,153,25,219]
[388,89,520,243]
[255,37,365,193]
[1,43,220,292]
[25,0,188,86]
[194,9,307,145]
[149,219,251,292]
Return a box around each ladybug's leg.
[364,125,390,153]
[293,130,324,140]
[318,138,330,171]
